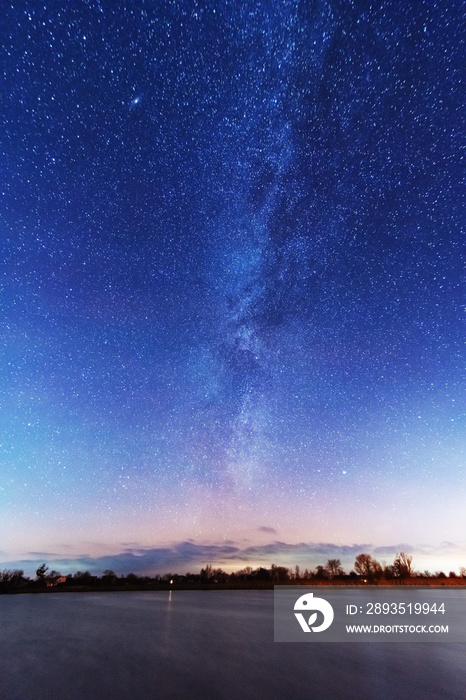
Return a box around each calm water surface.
[0,591,463,699]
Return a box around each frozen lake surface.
[0,590,463,699]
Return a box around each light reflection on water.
[0,591,463,700]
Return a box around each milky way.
[1,1,464,575]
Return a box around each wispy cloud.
[373,544,414,556]
[2,539,465,578]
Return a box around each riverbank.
[6,577,465,594]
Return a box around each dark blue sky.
[1,0,464,576]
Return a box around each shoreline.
[6,578,466,595]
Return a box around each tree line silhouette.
[1,553,465,593]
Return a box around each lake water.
[0,591,464,699]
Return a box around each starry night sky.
[1,0,464,576]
